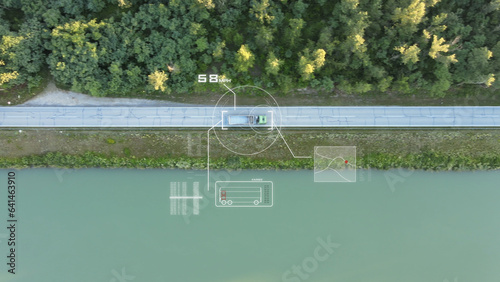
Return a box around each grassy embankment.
[0,129,499,170]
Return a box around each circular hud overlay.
[212,85,282,156]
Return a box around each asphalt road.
[0,106,499,127]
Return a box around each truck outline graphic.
[215,181,273,208]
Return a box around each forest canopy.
[1,0,499,97]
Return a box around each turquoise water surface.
[0,169,499,282]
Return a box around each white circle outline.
[211,85,283,156]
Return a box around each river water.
[0,169,499,282]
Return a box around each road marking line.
[325,115,355,118]
[145,116,175,118]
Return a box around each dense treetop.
[1,0,499,97]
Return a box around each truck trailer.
[228,115,267,125]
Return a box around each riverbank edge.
[1,151,499,171]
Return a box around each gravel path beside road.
[21,82,194,107]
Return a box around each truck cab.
[256,115,267,125]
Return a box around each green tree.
[312,49,326,69]
[126,65,143,89]
[148,70,168,92]
[317,27,336,54]
[394,44,421,65]
[429,35,450,59]
[197,0,215,9]
[392,0,426,30]
[0,35,24,86]
[285,18,305,47]
[250,0,274,24]
[212,40,225,61]
[42,8,63,28]
[47,20,106,93]
[255,26,274,48]
[296,49,326,81]
[429,63,451,97]
[0,69,19,85]
[292,0,308,18]
[108,62,124,94]
[428,35,458,66]
[195,37,209,52]
[234,44,255,72]
[455,47,495,86]
[265,52,282,75]
[334,0,370,68]
[298,56,314,81]
[377,76,393,92]
[0,19,44,88]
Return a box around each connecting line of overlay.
[223,84,236,110]
[207,120,222,191]
[275,127,312,159]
